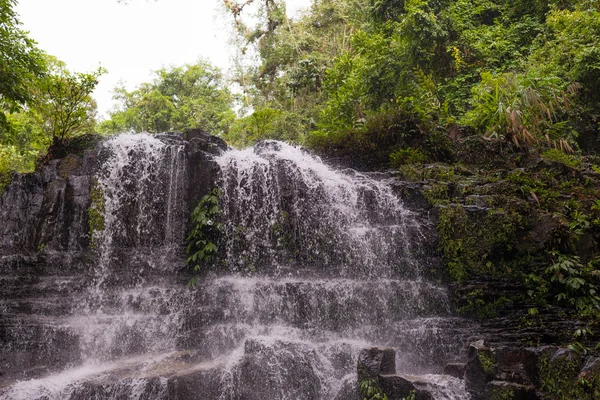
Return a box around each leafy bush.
[227,107,306,147]
[463,72,578,151]
[0,144,36,193]
[186,189,222,285]
[389,147,427,167]
[544,252,600,318]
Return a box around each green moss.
[87,178,105,248]
[489,386,515,400]
[389,147,426,167]
[539,350,587,399]
[437,204,527,282]
[478,350,497,377]
[424,183,450,205]
[57,154,81,179]
[458,289,513,318]
[542,149,582,169]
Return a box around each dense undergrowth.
[392,132,600,351]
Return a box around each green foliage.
[544,252,600,318]
[0,144,36,193]
[32,58,105,140]
[389,147,426,167]
[359,379,389,400]
[0,0,46,123]
[478,350,497,376]
[186,189,222,285]
[542,148,582,168]
[227,107,305,147]
[1,2,103,181]
[100,60,235,136]
[463,72,578,150]
[437,204,525,281]
[458,289,513,319]
[539,349,586,400]
[222,0,600,157]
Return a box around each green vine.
[186,188,222,285]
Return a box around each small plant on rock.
[359,379,389,400]
[186,188,222,285]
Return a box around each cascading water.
[0,133,472,400]
[75,133,190,361]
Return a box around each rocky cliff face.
[0,131,475,400]
[2,131,597,400]
[0,130,224,387]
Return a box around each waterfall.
[216,141,423,277]
[0,134,472,400]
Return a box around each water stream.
[0,133,471,399]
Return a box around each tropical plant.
[464,72,579,150]
[545,252,600,317]
[186,189,222,285]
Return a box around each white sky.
[16,0,311,118]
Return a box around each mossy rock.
[578,357,600,400]
[539,348,585,399]
[454,136,524,169]
[57,154,82,179]
[87,178,105,248]
[487,381,537,400]
[44,134,104,162]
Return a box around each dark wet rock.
[0,130,228,387]
[254,139,285,155]
[459,341,600,399]
[44,134,104,161]
[493,347,545,387]
[443,363,466,379]
[465,340,496,400]
[166,368,223,400]
[454,136,520,169]
[357,348,436,400]
[229,339,323,400]
[185,135,223,216]
[379,375,434,400]
[67,378,168,400]
[57,154,82,179]
[357,347,396,381]
[390,181,431,210]
[183,128,227,154]
[0,159,90,254]
[527,158,580,179]
[333,376,360,400]
[516,211,568,254]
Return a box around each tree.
[0,0,46,130]
[33,58,105,140]
[100,60,235,135]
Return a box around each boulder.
[357,347,434,400]
[465,340,496,400]
[357,347,396,381]
[183,128,227,155]
[228,339,323,400]
[443,362,466,379]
